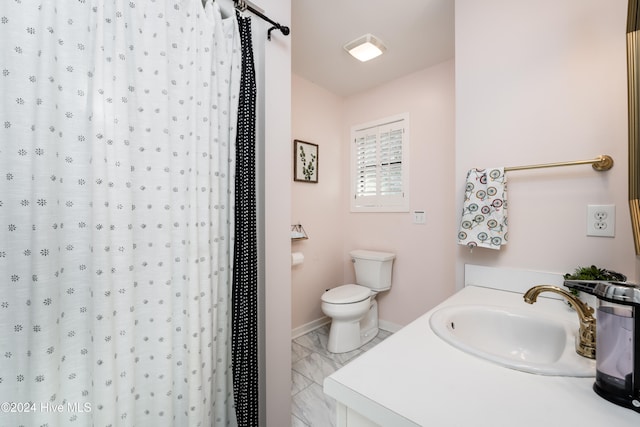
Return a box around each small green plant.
[563,265,626,282]
[563,265,626,297]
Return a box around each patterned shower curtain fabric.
[0,1,242,426]
[232,12,259,427]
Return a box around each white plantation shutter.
[354,130,378,201]
[351,114,409,212]
[379,123,403,196]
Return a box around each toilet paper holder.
[291,251,305,267]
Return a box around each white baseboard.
[378,319,402,333]
[292,317,403,339]
[291,316,331,339]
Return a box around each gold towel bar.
[504,155,614,172]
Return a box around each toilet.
[321,249,395,353]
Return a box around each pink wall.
[291,75,346,330]
[260,0,291,424]
[291,0,640,337]
[292,60,457,331]
[342,61,457,327]
[455,0,640,287]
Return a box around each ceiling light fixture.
[343,33,386,62]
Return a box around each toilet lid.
[321,284,371,304]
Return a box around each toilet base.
[327,300,379,353]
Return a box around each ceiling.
[291,0,455,97]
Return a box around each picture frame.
[293,139,319,183]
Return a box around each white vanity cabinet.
[335,404,381,427]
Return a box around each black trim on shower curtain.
[232,11,259,426]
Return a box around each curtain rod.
[504,155,614,172]
[234,0,290,40]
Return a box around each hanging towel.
[457,167,508,250]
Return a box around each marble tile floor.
[291,324,393,427]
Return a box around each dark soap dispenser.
[564,279,640,413]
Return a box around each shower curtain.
[232,12,259,427]
[0,0,250,425]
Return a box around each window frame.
[350,113,410,213]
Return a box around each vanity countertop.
[323,285,639,426]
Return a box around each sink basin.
[429,304,595,377]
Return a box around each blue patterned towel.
[458,167,508,250]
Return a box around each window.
[350,113,409,212]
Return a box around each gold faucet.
[523,285,596,359]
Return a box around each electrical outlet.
[586,205,615,237]
[413,210,426,224]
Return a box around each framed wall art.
[293,139,319,183]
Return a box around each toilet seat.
[321,284,371,304]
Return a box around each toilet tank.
[350,250,396,291]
